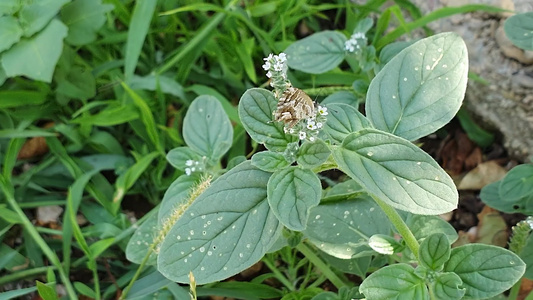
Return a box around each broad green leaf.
[418,233,450,271]
[359,263,428,299]
[36,281,58,300]
[0,16,22,52]
[126,210,159,265]
[444,244,526,299]
[60,0,113,46]
[319,252,372,278]
[520,234,533,279]
[504,12,533,51]
[404,214,458,244]
[481,180,533,214]
[251,151,290,172]
[238,88,297,152]
[267,167,321,231]
[378,41,415,68]
[124,0,157,80]
[285,31,347,74]
[323,103,371,144]
[0,0,19,16]
[431,272,465,300]
[1,19,68,82]
[122,83,161,150]
[55,66,95,101]
[296,140,331,169]
[366,32,468,141]
[304,196,391,259]
[158,161,282,284]
[320,91,359,108]
[129,74,185,99]
[499,164,533,201]
[158,175,198,225]
[18,0,68,37]
[73,282,96,298]
[183,95,233,162]
[333,129,458,215]
[166,147,204,171]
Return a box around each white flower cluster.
[262,53,291,93]
[285,105,328,142]
[184,159,204,176]
[345,32,367,53]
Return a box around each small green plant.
[125,28,526,299]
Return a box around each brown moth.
[274,87,316,128]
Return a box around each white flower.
[299,131,306,140]
[278,53,287,62]
[307,119,317,130]
[185,168,192,176]
[309,136,316,142]
[318,106,328,116]
[185,160,194,166]
[316,122,323,129]
[262,61,271,70]
[289,128,295,134]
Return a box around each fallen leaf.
[458,160,507,190]
[17,122,54,159]
[519,278,533,300]
[476,206,508,247]
[36,205,63,225]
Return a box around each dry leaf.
[36,205,63,225]
[458,160,507,190]
[476,206,508,247]
[17,122,54,159]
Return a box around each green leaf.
[418,233,450,271]
[0,16,22,52]
[72,103,139,126]
[55,65,96,101]
[158,175,198,225]
[430,272,465,300]
[404,214,458,244]
[60,0,113,46]
[499,164,533,201]
[285,31,347,74]
[18,0,69,37]
[73,281,96,298]
[520,234,533,279]
[0,0,20,16]
[323,103,371,144]
[126,209,159,265]
[504,12,533,51]
[333,129,458,215]
[320,91,359,108]
[129,74,185,99]
[124,0,157,80]
[366,32,468,141]
[251,151,290,172]
[1,19,68,82]
[444,244,526,299]
[0,91,47,108]
[378,41,415,68]
[36,281,58,300]
[158,161,282,284]
[297,140,331,169]
[319,252,372,278]
[182,95,233,162]
[0,244,27,271]
[166,147,204,171]
[238,88,297,152]
[480,180,533,214]
[368,234,403,255]
[267,167,321,231]
[304,196,391,259]
[359,263,428,299]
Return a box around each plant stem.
[262,255,295,291]
[508,278,522,300]
[119,242,157,300]
[371,195,420,259]
[0,266,54,286]
[296,242,348,289]
[0,178,78,299]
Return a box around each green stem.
[262,255,295,291]
[296,242,348,289]
[508,278,522,300]
[0,266,54,286]
[0,178,78,299]
[526,288,533,300]
[371,195,420,259]
[119,242,157,300]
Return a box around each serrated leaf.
[404,214,458,244]
[333,129,458,215]
[418,233,450,271]
[296,140,331,169]
[444,244,526,299]
[285,31,347,74]
[323,103,371,144]
[320,91,359,108]
[166,147,204,171]
[359,263,428,299]
[366,32,468,141]
[238,88,297,152]
[126,210,159,265]
[251,151,290,172]
[504,12,533,51]
[158,161,282,284]
[304,196,391,259]
[18,0,68,36]
[158,175,198,225]
[499,164,533,201]
[431,272,465,300]
[183,95,233,162]
[60,0,113,46]
[0,16,22,52]
[267,167,321,231]
[1,19,68,82]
